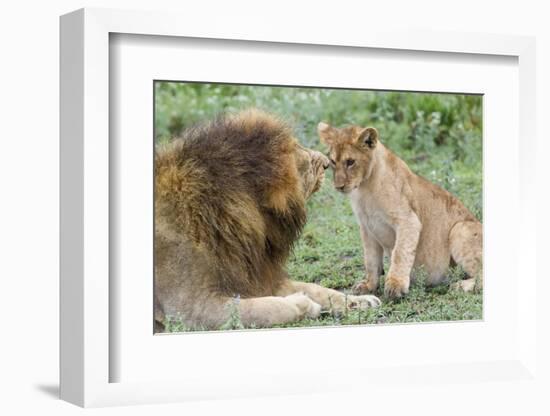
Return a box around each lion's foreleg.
[353,224,384,295]
[385,213,422,299]
[236,294,322,328]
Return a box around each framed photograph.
[151,81,483,335]
[60,8,538,408]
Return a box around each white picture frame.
[60,7,538,408]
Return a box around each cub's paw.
[347,294,381,310]
[451,278,477,293]
[384,276,410,299]
[352,279,378,295]
[286,292,322,319]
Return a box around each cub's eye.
[346,159,355,167]
[329,158,336,166]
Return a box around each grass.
[156,82,483,331]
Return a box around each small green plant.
[163,314,189,333]
[219,295,245,331]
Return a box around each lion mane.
[155,110,307,306]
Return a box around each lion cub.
[318,122,482,299]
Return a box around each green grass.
[156,82,483,331]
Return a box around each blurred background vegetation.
[155,82,483,330]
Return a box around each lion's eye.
[346,159,355,167]
[329,158,336,166]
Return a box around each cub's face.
[317,122,379,193]
[295,144,330,199]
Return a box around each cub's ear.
[357,127,378,149]
[317,122,335,145]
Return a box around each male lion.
[154,110,380,332]
[318,122,482,299]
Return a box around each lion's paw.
[347,294,381,310]
[384,276,409,299]
[352,279,378,295]
[451,279,476,293]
